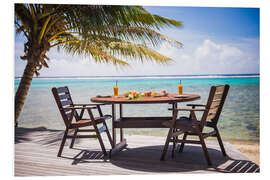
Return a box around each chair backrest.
[200,84,230,130]
[52,86,79,127]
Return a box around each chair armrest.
[168,104,207,111]
[61,106,96,110]
[174,108,207,112]
[73,103,108,106]
[186,104,206,107]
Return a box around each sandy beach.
[229,140,260,166]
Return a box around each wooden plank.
[15,150,140,174]
[114,120,167,128]
[78,129,96,132]
[61,100,72,107]
[173,139,201,144]
[209,107,219,114]
[15,128,258,176]
[216,86,225,93]
[59,94,71,100]
[114,117,171,128]
[213,93,223,100]
[15,160,132,176]
[210,100,221,108]
[207,113,216,120]
[56,87,69,93]
[66,135,97,138]
[117,117,172,121]
[203,131,216,138]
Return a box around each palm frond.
[61,38,172,65]
[15,4,183,70]
[85,26,183,48]
[38,16,51,44]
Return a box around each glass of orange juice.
[113,86,118,96]
[113,80,118,96]
[178,80,183,95]
[178,84,183,95]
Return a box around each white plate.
[96,95,112,98]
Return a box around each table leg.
[120,104,123,141]
[172,103,178,158]
[109,103,127,158]
[112,104,116,148]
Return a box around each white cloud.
[194,39,243,61]
[159,38,259,74]
[15,33,259,77]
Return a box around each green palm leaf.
[14,3,184,126]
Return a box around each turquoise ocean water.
[15,74,260,141]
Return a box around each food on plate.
[126,90,140,100]
[132,90,139,97]
[124,91,131,97]
[144,91,152,96]
[161,90,168,96]
[151,92,159,96]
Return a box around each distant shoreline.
[15,73,260,80]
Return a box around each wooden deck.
[15,127,259,176]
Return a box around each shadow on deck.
[15,127,259,176]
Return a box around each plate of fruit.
[125,90,141,100]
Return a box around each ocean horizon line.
[15,73,260,80]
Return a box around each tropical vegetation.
[14,4,183,127]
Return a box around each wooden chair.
[52,86,113,157]
[160,84,230,166]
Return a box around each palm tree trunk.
[15,61,36,127]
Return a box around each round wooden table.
[91,93,200,104]
[91,93,200,157]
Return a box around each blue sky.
[14,6,260,77]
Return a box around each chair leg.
[160,128,173,161]
[171,128,176,158]
[214,127,227,156]
[179,132,188,153]
[93,124,107,156]
[198,133,212,166]
[58,129,68,157]
[103,122,113,148]
[69,128,78,148]
[172,138,176,158]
